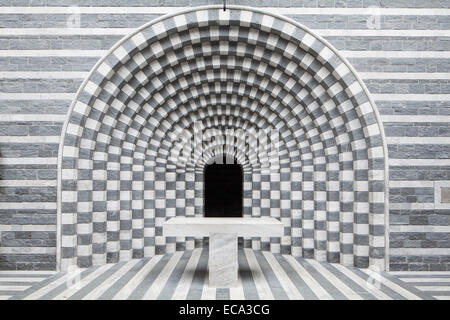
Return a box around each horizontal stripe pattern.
[390,248,450,255]
[0,3,448,272]
[0,202,57,210]
[2,72,450,81]
[0,271,53,300]
[8,249,435,300]
[0,247,56,254]
[389,159,450,166]
[394,272,450,300]
[0,6,450,16]
[0,158,57,165]
[1,50,449,58]
[1,92,448,104]
[1,28,449,37]
[1,7,450,15]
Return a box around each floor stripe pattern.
[390,272,450,300]
[0,271,55,300]
[5,249,437,300]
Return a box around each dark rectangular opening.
[204,159,243,217]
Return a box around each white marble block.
[208,233,238,287]
[163,217,283,237]
[163,217,283,288]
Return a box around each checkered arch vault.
[58,6,389,272]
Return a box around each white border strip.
[0,114,66,122]
[0,247,56,254]
[389,203,434,210]
[0,180,57,187]
[390,225,450,232]
[317,29,450,37]
[0,225,56,232]
[0,50,106,57]
[0,72,88,79]
[386,137,450,144]
[0,28,135,36]
[343,51,450,59]
[0,136,60,144]
[389,158,450,166]
[390,248,450,255]
[382,115,450,122]
[0,93,75,100]
[0,202,57,210]
[374,94,450,101]
[361,73,450,80]
[389,181,434,188]
[0,157,57,165]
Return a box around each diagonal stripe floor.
[390,271,450,300]
[0,271,55,300]
[2,249,439,300]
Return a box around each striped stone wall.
[0,0,449,271]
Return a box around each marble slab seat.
[163,217,284,287]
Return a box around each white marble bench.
[163,217,283,287]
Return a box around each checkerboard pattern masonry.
[58,6,388,272]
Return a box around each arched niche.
[57,5,389,271]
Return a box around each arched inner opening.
[204,156,243,217]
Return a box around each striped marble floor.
[0,271,55,300]
[390,272,450,300]
[2,249,440,300]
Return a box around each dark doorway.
[204,158,243,217]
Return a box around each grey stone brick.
[430,263,447,271]
[409,263,429,271]
[390,263,409,271]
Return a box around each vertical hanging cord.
[223,0,227,11]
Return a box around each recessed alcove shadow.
[204,156,243,218]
